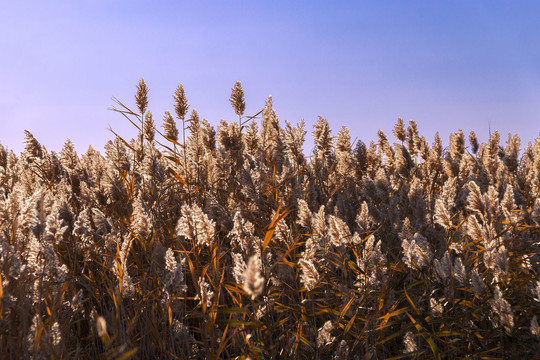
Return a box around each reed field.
[0,79,539,359]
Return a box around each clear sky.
[1,0,539,155]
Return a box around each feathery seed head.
[164,248,177,273]
[24,130,43,159]
[355,201,370,234]
[335,126,352,153]
[453,257,467,284]
[132,194,151,238]
[491,286,514,333]
[464,214,483,240]
[393,117,406,142]
[284,119,307,164]
[531,316,539,336]
[449,129,465,160]
[230,81,246,116]
[354,139,368,172]
[244,255,264,300]
[163,111,179,142]
[434,198,452,229]
[434,252,452,282]
[377,130,393,160]
[232,252,247,284]
[327,214,351,246]
[534,281,540,302]
[173,84,189,120]
[469,131,479,154]
[407,120,419,156]
[50,321,62,347]
[144,111,155,142]
[163,248,186,295]
[317,320,334,348]
[296,199,312,228]
[403,331,417,353]
[467,181,485,215]
[195,277,213,308]
[313,116,333,160]
[504,133,520,172]
[229,212,257,253]
[135,78,149,115]
[0,143,7,168]
[433,132,443,157]
[312,205,327,244]
[176,204,215,247]
[201,118,216,151]
[299,258,320,291]
[471,269,484,295]
[96,316,107,338]
[188,109,200,134]
[60,139,78,169]
[333,340,349,359]
[430,297,444,317]
[402,233,432,269]
[395,144,413,178]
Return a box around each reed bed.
[0,80,539,359]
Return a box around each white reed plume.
[163,248,186,295]
[50,321,62,347]
[244,255,264,300]
[393,117,406,142]
[491,286,514,333]
[195,277,213,308]
[296,199,312,229]
[312,205,327,246]
[531,316,539,336]
[229,81,246,118]
[162,111,179,142]
[144,111,155,142]
[434,252,452,282]
[132,194,151,239]
[284,120,307,165]
[357,235,388,290]
[232,252,247,285]
[229,212,256,253]
[333,339,349,359]
[470,269,484,295]
[401,233,433,269]
[467,181,485,215]
[434,198,452,230]
[317,320,334,348]
[403,331,417,353]
[355,201,370,234]
[299,258,320,291]
[453,257,467,285]
[176,203,215,247]
[430,297,444,317]
[327,214,351,246]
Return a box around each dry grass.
[0,80,539,359]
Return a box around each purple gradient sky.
[1,1,539,155]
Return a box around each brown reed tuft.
[173,84,189,120]
[162,110,179,141]
[135,78,149,115]
[229,81,246,117]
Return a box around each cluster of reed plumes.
[0,79,539,359]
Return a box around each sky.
[1,0,539,155]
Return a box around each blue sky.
[1,1,539,155]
